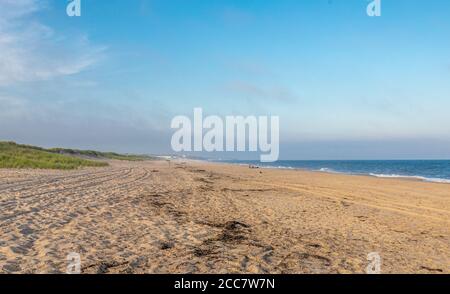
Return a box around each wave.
[220,160,450,184]
[267,166,450,184]
[318,167,338,173]
[261,165,295,170]
[369,173,450,184]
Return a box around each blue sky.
[1,0,450,159]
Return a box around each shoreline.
[203,159,450,184]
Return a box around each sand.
[0,160,448,274]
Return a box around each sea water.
[222,160,450,184]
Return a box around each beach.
[0,159,449,274]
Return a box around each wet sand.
[0,160,449,273]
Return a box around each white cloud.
[0,0,105,86]
[0,0,42,20]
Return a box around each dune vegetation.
[49,148,153,161]
[0,142,109,170]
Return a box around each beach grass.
[49,148,153,161]
[0,142,108,170]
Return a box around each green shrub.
[0,142,108,170]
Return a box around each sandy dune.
[0,160,449,274]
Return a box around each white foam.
[369,173,450,184]
[219,161,450,184]
[318,167,336,173]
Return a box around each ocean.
[221,160,450,184]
